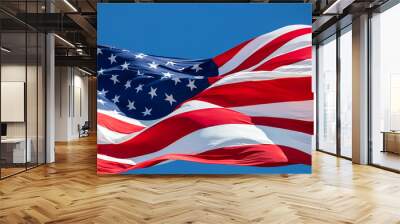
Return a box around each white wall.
[1,65,38,137]
[1,63,46,164]
[54,67,89,141]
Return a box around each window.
[317,35,337,154]
[370,3,400,171]
[339,26,352,158]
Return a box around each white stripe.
[98,99,314,145]
[98,109,147,127]
[230,100,313,122]
[101,124,311,165]
[98,154,137,165]
[97,125,138,144]
[243,34,311,72]
[97,100,222,144]
[273,59,312,74]
[209,71,310,88]
[98,100,221,129]
[218,25,310,75]
[167,100,221,117]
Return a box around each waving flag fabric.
[97,24,313,174]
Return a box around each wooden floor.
[1,135,400,224]
[373,150,400,171]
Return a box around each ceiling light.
[54,34,75,48]
[1,47,11,53]
[63,0,78,12]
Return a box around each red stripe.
[208,46,312,85]
[97,144,311,174]
[98,108,254,158]
[98,112,145,134]
[97,158,135,174]
[251,117,313,135]
[253,46,312,71]
[226,28,311,75]
[213,38,253,67]
[195,77,312,108]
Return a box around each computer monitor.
[1,123,7,137]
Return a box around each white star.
[97,88,108,96]
[135,53,147,59]
[135,84,144,93]
[164,93,177,106]
[161,72,173,79]
[110,75,120,84]
[142,107,152,116]
[186,79,197,91]
[112,95,120,104]
[97,99,105,105]
[112,110,121,115]
[126,100,136,110]
[97,48,102,55]
[121,61,130,70]
[137,70,144,76]
[166,61,176,66]
[98,68,105,75]
[148,87,157,99]
[191,64,202,72]
[172,77,181,85]
[148,61,159,69]
[108,54,117,64]
[124,80,132,89]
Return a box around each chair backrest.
[82,121,90,129]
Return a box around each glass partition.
[1,30,28,178]
[0,1,46,179]
[38,32,46,165]
[27,30,38,169]
[317,35,337,154]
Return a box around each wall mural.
[97,4,312,174]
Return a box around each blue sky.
[98,3,312,174]
[98,3,311,58]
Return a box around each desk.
[1,138,31,163]
[382,131,400,154]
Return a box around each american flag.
[97,25,313,174]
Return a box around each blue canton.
[97,45,219,120]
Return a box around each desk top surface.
[381,131,400,134]
[1,138,27,143]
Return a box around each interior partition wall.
[0,1,46,179]
[316,23,353,159]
